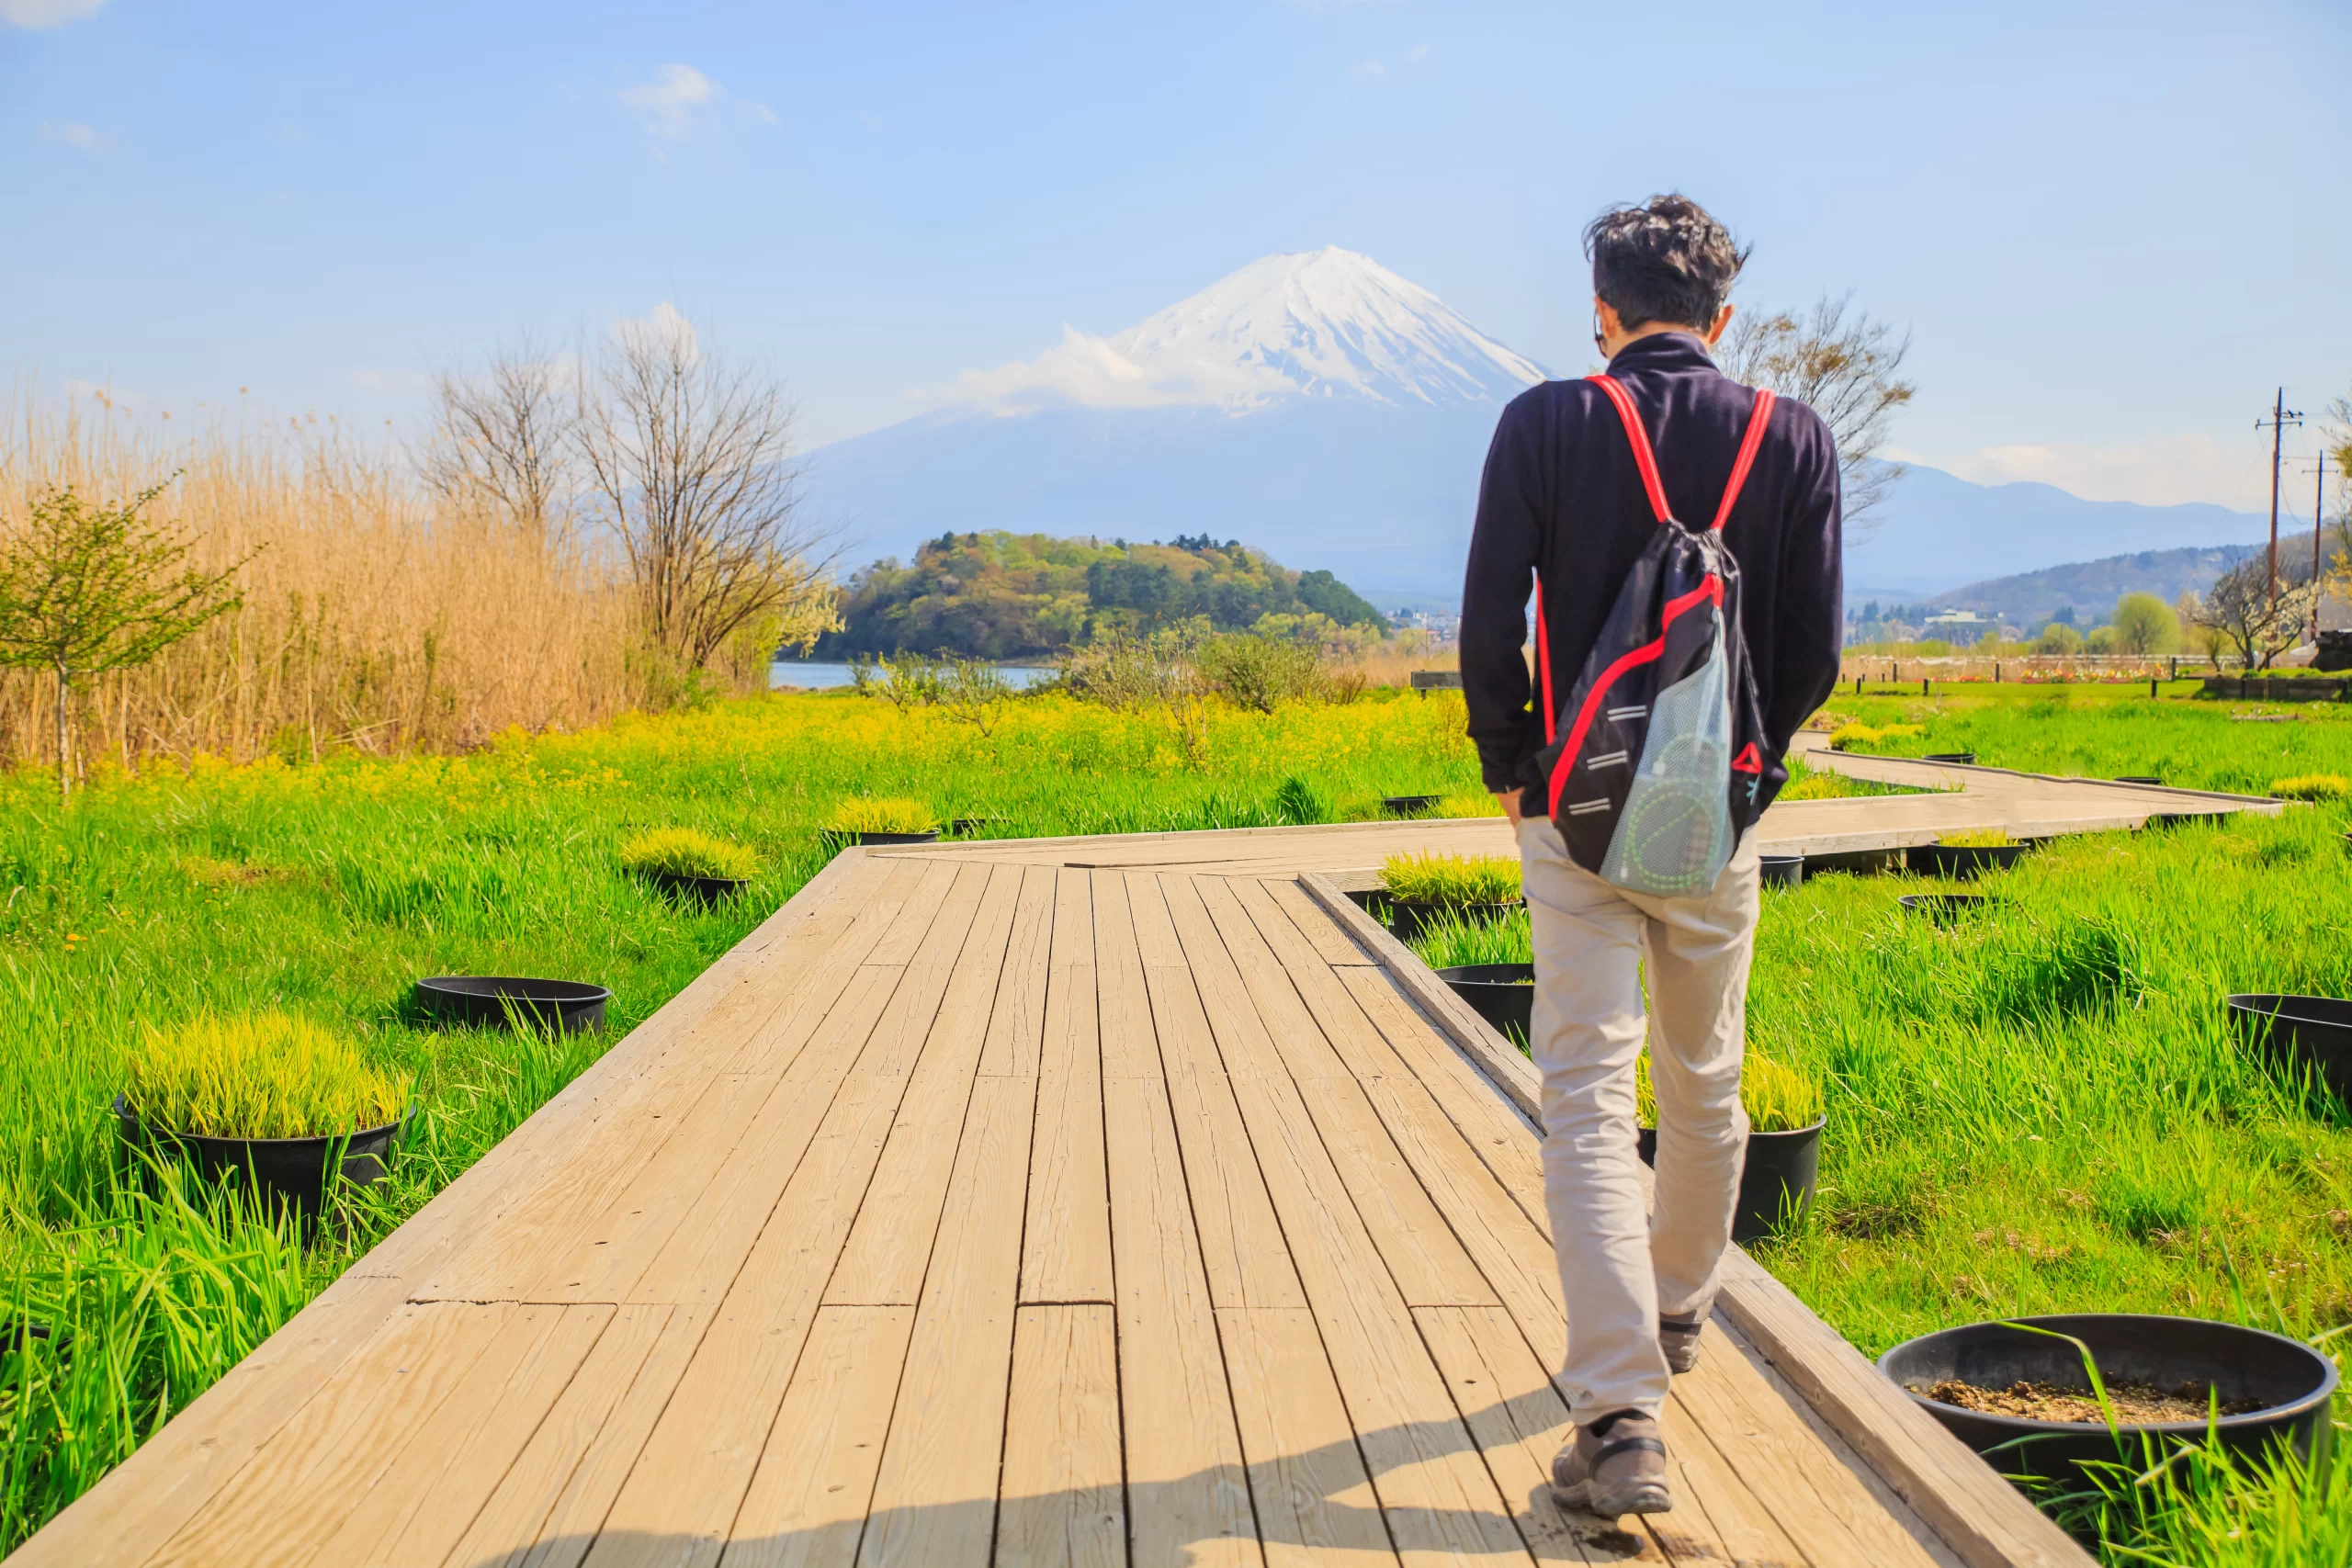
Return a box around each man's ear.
[1595,298,1624,339]
[1702,302,1736,347]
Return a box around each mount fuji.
[799,248,2272,605]
[801,248,1548,593]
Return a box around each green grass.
[616,826,760,882]
[122,1011,410,1139]
[1941,827,2018,848]
[822,795,941,835]
[8,680,2352,1562]
[1379,851,1522,905]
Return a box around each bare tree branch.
[427,335,578,542]
[1720,291,1916,531]
[572,311,839,671]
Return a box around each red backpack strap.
[1710,389,1777,532]
[1587,374,1671,523]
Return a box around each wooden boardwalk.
[12,777,2258,1567]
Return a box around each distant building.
[1922,609,1996,647]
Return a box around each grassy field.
[4,679,2349,1561]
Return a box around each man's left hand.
[1495,789,1524,827]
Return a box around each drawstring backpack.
[1529,374,1781,897]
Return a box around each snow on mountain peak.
[932,246,1549,415]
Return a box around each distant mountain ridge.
[802,250,2276,598]
[1917,528,2324,627]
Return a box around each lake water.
[769,660,1057,691]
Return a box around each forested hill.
[817,531,1390,659]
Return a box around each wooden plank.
[1089,868,1161,1082]
[1713,1252,2095,1568]
[413,857,944,1302]
[1412,1305,1652,1567]
[722,1304,915,1568]
[825,863,1027,1305]
[1207,877,1406,1079]
[578,1065,916,1567]
[1161,875,1351,1083]
[978,863,1059,1077]
[1644,1391,1811,1568]
[1215,1307,1398,1566]
[1297,874,1542,1123]
[437,1304,676,1568]
[1263,877,1380,965]
[621,965,903,1306]
[1170,876,1492,1310]
[0,1272,410,1568]
[1121,865,1191,970]
[1151,876,1526,1564]
[474,1304,715,1568]
[859,1074,1039,1567]
[850,861,997,1078]
[1334,966,1548,1235]
[1021,872,1112,1304]
[145,1303,516,1568]
[995,1304,1125,1568]
[1102,1076,1262,1568]
[1668,1332,1948,1568]
[311,1303,617,1567]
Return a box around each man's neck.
[1605,325,1711,359]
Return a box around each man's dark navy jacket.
[1460,333,1844,816]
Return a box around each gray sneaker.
[1551,1410,1672,1517]
[1659,1314,1704,1374]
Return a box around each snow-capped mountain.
[933,246,1548,414]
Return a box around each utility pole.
[2303,450,2334,642]
[2257,389,2305,605]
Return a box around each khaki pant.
[1515,818,1759,1421]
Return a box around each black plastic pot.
[1636,1117,1824,1243]
[1387,898,1522,944]
[1381,794,1442,816]
[642,870,747,906]
[116,1095,412,1218]
[2116,775,2163,785]
[947,818,998,837]
[1436,964,1532,1041]
[1900,893,2000,928]
[1879,1314,2338,1484]
[854,829,939,846]
[1923,752,1977,765]
[416,976,609,1032]
[1906,840,2029,879]
[2228,994,2352,1103]
[1759,853,1804,889]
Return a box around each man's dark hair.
[1583,194,1748,331]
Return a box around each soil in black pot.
[1881,1314,2337,1484]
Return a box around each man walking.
[1459,194,1843,1517]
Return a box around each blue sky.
[5,0,2346,516]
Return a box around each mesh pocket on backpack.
[1600,631,1733,897]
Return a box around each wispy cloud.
[38,120,104,151]
[614,301,700,364]
[617,63,771,145]
[2,0,106,29]
[1349,59,1386,77]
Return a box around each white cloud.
[923,325,1295,415]
[614,301,700,365]
[1350,59,1387,77]
[1884,433,2278,513]
[2,0,105,28]
[621,63,714,140]
[37,120,103,150]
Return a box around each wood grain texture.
[1216,1307,1398,1567]
[996,1305,1126,1568]
[1021,871,1112,1303]
[722,1305,915,1568]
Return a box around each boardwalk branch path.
[17,757,2268,1567]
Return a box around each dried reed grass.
[0,401,646,771]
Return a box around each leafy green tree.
[2109,592,2180,655]
[0,481,248,801]
[2033,621,2084,655]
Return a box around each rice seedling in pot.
[1379,851,1524,942]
